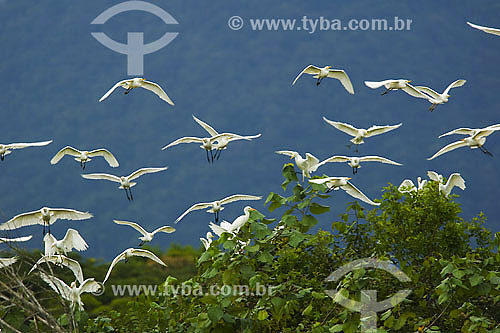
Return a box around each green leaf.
[288,231,306,247]
[309,202,330,215]
[207,307,224,323]
[330,324,343,332]
[302,304,313,316]
[245,244,260,252]
[258,251,274,263]
[200,295,218,304]
[301,215,318,228]
[257,310,268,321]
[452,269,465,279]
[469,274,483,287]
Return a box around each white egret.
[0,235,32,243]
[467,22,500,37]
[275,150,321,181]
[208,206,255,238]
[364,79,426,97]
[317,155,402,174]
[103,248,167,284]
[192,115,261,160]
[200,232,214,251]
[428,125,500,160]
[414,79,466,111]
[0,207,92,235]
[309,177,380,206]
[292,65,354,94]
[113,220,175,246]
[0,140,52,161]
[51,146,119,169]
[0,257,18,268]
[82,167,168,201]
[30,255,84,284]
[99,78,174,105]
[40,272,102,311]
[323,117,402,151]
[44,229,88,256]
[175,194,261,224]
[427,171,466,197]
[398,177,428,193]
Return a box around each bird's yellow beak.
[290,156,294,160]
[326,65,332,69]
[407,80,412,83]
[347,177,352,180]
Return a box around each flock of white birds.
[0,21,498,312]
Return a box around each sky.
[0,0,499,260]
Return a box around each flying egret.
[275,150,321,181]
[0,257,18,268]
[428,125,500,160]
[309,177,380,206]
[99,78,174,105]
[0,235,32,243]
[413,79,466,111]
[82,167,168,201]
[317,155,402,175]
[43,229,88,256]
[200,232,214,250]
[323,117,402,151]
[209,206,255,238]
[113,220,175,246]
[364,79,427,97]
[398,177,428,193]
[30,255,84,284]
[103,248,167,284]
[0,140,52,161]
[0,207,92,235]
[192,115,261,160]
[427,171,466,197]
[292,65,354,94]
[467,22,500,36]
[51,146,119,169]
[175,194,262,224]
[40,272,102,311]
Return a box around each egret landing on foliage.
[44,228,88,256]
[427,171,466,197]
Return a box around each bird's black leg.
[1,155,4,161]
[215,211,219,223]
[354,145,359,153]
[429,104,436,112]
[129,187,134,201]
[480,145,493,157]
[210,150,214,163]
[316,78,321,86]
[83,162,86,170]
[124,88,131,95]
[325,186,333,193]
[42,225,46,236]
[205,150,211,163]
[125,189,130,201]
[216,149,222,160]
[353,167,357,175]
[381,89,390,95]
[138,241,144,247]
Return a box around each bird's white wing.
[142,80,174,105]
[44,233,56,256]
[208,222,224,237]
[192,115,218,136]
[0,235,32,243]
[113,220,148,237]
[414,86,441,99]
[305,153,321,172]
[327,69,354,94]
[151,225,176,235]
[427,140,468,160]
[127,167,168,181]
[317,155,351,167]
[6,140,53,150]
[358,156,402,165]
[224,133,262,142]
[0,210,43,230]
[438,128,475,138]
[446,173,466,191]
[39,272,72,301]
[161,137,204,150]
[81,173,121,183]
[427,171,441,182]
[79,279,102,294]
[365,124,402,137]
[364,80,391,89]
[51,209,93,222]
[63,229,88,252]
[401,84,433,99]
[292,65,322,85]
[200,238,210,250]
[99,79,130,102]
[275,150,296,157]
[443,79,466,95]
[130,248,167,267]
[103,251,127,284]
[175,202,214,223]
[473,126,500,139]
[342,182,380,206]
[220,194,262,205]
[88,149,119,167]
[50,146,81,164]
[398,179,416,193]
[322,117,359,137]
[467,21,500,36]
[33,255,84,284]
[0,257,18,268]
[308,177,338,185]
